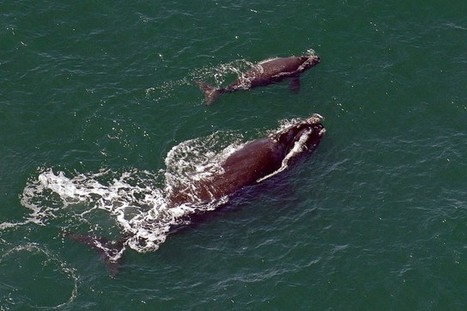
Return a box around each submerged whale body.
[71,114,325,275]
[197,50,320,105]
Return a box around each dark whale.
[166,114,325,205]
[70,114,325,275]
[197,51,320,105]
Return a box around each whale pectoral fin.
[288,76,300,93]
[67,233,125,277]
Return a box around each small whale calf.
[197,51,320,105]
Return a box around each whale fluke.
[196,81,222,105]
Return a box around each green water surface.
[1,0,466,310]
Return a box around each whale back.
[166,114,325,206]
[233,54,320,89]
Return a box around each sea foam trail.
[21,168,173,253]
[21,168,220,254]
[18,131,244,254]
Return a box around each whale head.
[273,113,325,158]
[297,52,320,72]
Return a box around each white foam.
[164,131,243,197]
[17,131,244,254]
[21,168,174,253]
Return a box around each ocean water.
[1,0,466,310]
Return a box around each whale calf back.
[197,50,320,105]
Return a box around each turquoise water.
[1,0,466,309]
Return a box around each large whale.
[197,51,320,105]
[166,114,325,205]
[70,114,325,276]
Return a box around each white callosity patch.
[257,127,314,183]
[258,114,324,182]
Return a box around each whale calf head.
[300,54,321,71]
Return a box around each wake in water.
[19,132,243,258]
[21,168,169,252]
[145,59,255,102]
